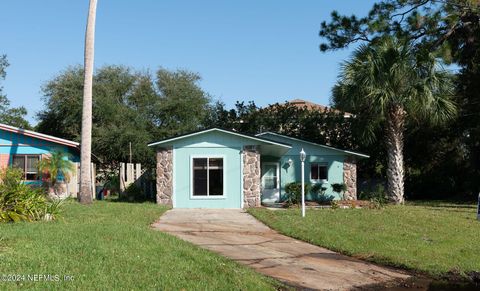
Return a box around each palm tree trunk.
[386,105,406,204]
[79,0,98,204]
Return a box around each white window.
[192,157,224,196]
[12,155,41,181]
[310,162,328,181]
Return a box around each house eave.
[256,132,369,158]
[0,123,80,149]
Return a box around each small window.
[12,155,41,181]
[192,157,224,196]
[310,163,328,181]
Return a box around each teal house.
[0,123,81,196]
[149,128,368,209]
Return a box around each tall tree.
[319,0,479,54]
[153,69,210,137]
[79,0,98,204]
[321,0,480,198]
[333,37,456,203]
[37,65,210,170]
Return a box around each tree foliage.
[0,55,30,129]
[319,0,479,58]
[37,65,210,169]
[334,37,456,203]
[333,37,456,140]
[37,151,75,186]
[205,101,355,150]
[322,0,480,198]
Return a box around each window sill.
[190,196,227,200]
[310,179,329,183]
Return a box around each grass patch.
[0,201,280,290]
[249,201,480,279]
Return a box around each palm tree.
[79,0,98,204]
[333,37,456,204]
[38,151,75,198]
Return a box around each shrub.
[37,151,75,194]
[330,200,339,210]
[359,184,388,203]
[311,183,334,203]
[311,183,327,195]
[0,167,62,222]
[284,182,310,206]
[121,183,146,202]
[331,183,347,200]
[359,184,388,209]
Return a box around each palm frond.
[333,36,456,141]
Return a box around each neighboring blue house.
[0,123,82,196]
[149,128,368,209]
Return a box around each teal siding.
[259,133,347,201]
[173,131,257,209]
[277,154,344,200]
[0,130,80,162]
[164,130,357,208]
[0,129,80,186]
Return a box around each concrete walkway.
[152,209,410,290]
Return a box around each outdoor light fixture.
[300,149,306,163]
[300,148,306,217]
[287,158,293,167]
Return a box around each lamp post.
[300,148,306,217]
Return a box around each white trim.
[189,154,227,199]
[172,146,176,208]
[148,128,291,149]
[261,162,280,190]
[0,123,79,148]
[261,162,281,203]
[309,162,329,183]
[11,154,42,182]
[256,132,369,158]
[240,150,244,208]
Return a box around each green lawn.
[249,202,480,279]
[0,201,280,290]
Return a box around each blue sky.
[1,0,376,124]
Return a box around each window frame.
[190,155,226,199]
[310,162,328,182]
[11,154,42,181]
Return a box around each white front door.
[261,162,280,203]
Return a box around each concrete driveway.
[152,209,410,290]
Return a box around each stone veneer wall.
[243,146,261,208]
[156,147,173,206]
[343,157,357,200]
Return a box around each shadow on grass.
[103,196,156,204]
[408,200,476,209]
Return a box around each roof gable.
[148,128,291,149]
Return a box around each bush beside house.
[0,168,62,222]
